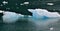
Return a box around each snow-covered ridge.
[28,9,60,18]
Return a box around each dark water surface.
[0,17,60,31]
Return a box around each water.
[0,17,60,31]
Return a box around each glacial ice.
[2,11,22,23]
[28,9,60,19]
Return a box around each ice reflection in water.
[0,17,60,31]
[28,17,60,31]
[28,18,60,26]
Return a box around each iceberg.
[2,11,22,23]
[28,9,60,19]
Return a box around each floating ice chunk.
[0,10,4,13]
[50,27,54,31]
[18,14,24,17]
[3,11,20,23]
[24,2,29,4]
[47,3,54,5]
[2,1,8,5]
[20,3,24,5]
[20,2,29,5]
[28,9,60,18]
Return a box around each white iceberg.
[23,2,29,4]
[47,3,54,6]
[28,9,60,19]
[2,11,22,23]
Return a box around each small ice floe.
[3,11,20,23]
[28,9,60,19]
[47,3,54,6]
[23,2,29,5]
[2,1,8,5]
[18,14,24,17]
[0,10,4,13]
[50,27,54,31]
[20,3,24,5]
[20,2,29,5]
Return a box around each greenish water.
[0,0,60,31]
[0,0,60,15]
[0,17,60,31]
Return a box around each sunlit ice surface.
[2,11,25,23]
[2,11,32,23]
[28,9,60,19]
[1,8,60,23]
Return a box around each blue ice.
[28,9,60,19]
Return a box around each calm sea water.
[0,17,60,31]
